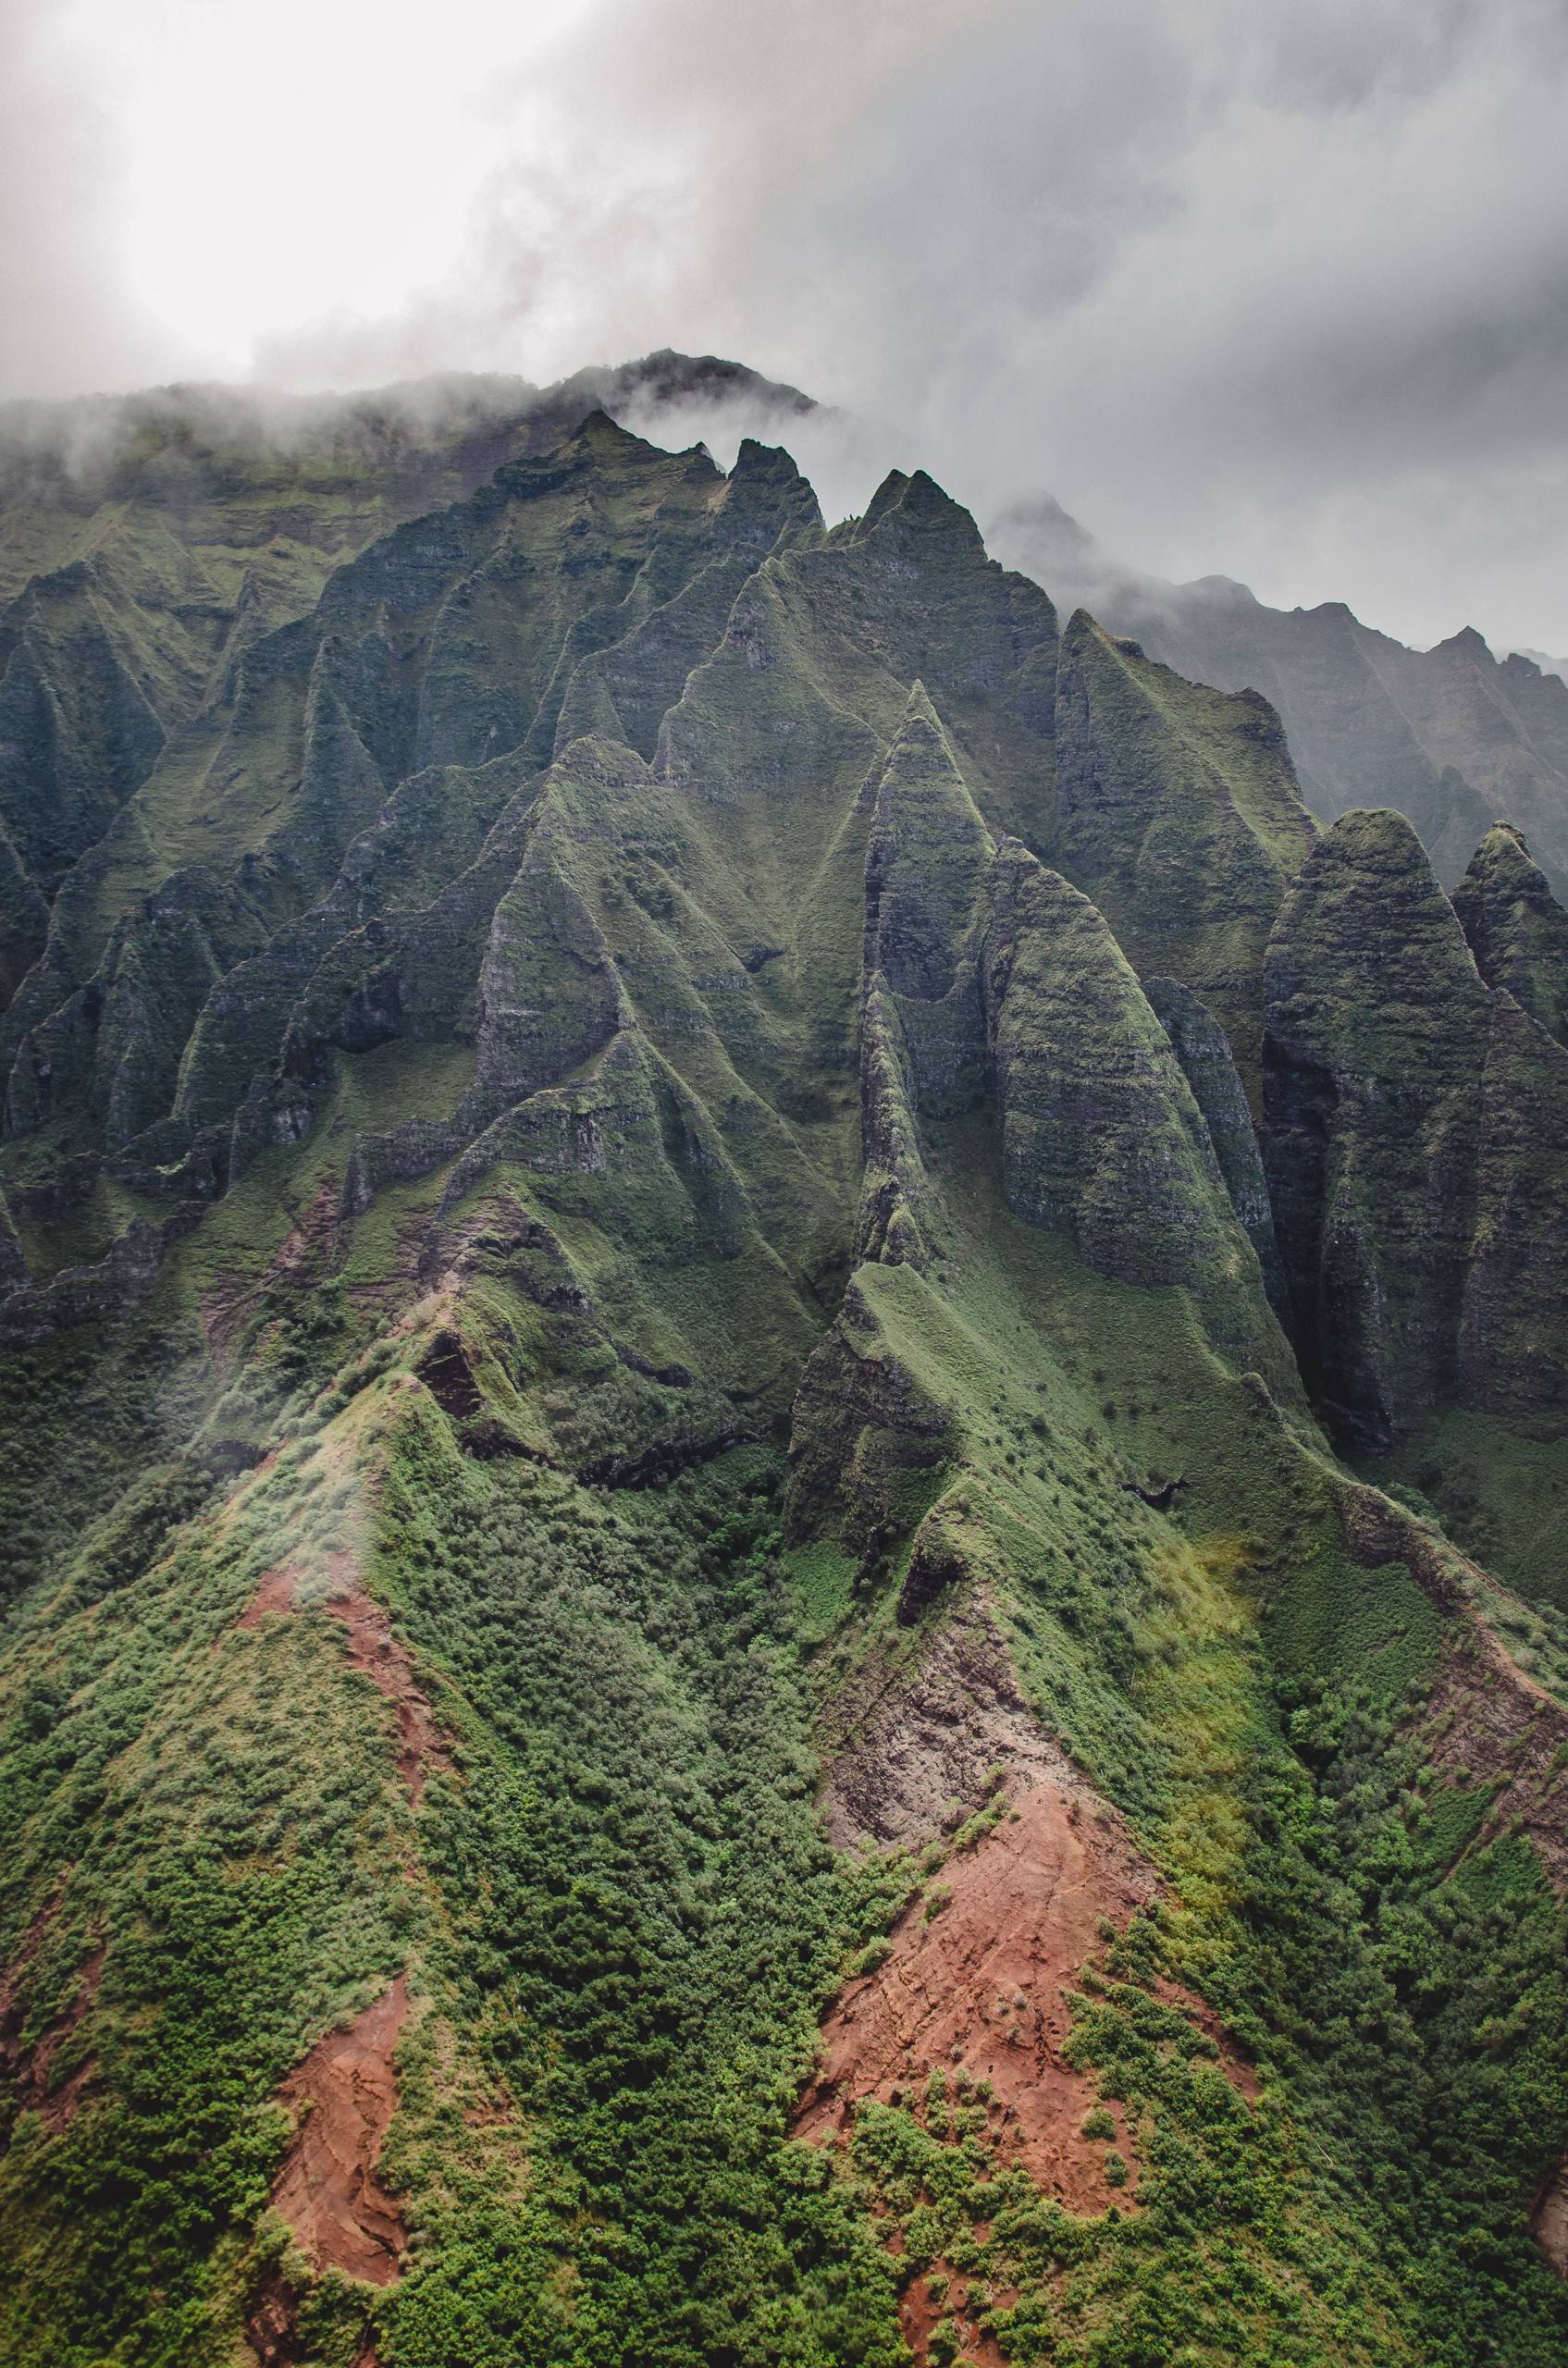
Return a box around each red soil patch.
[1419,1621,1568,1892]
[234,1555,451,1808]
[796,1767,1152,2213]
[237,1566,298,1627]
[1340,1482,1568,1893]
[1,1886,102,2132]
[1532,2156,1568,2279]
[270,1977,409,2286]
[248,2272,385,2367]
[324,1551,452,1809]
[799,1592,1258,2368]
[202,1176,344,1366]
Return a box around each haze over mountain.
[989,492,1568,894]
[4,352,1568,2368]
[9,0,1568,660]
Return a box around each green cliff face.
[983,843,1293,1389]
[1051,611,1315,1093]
[1453,822,1568,1042]
[1263,806,1568,1459]
[1263,808,1492,1451]
[3,374,1568,2368]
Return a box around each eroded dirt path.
[236,1565,299,1627]
[236,1555,451,1807]
[269,1976,409,2286]
[323,1551,451,1808]
[0,1887,102,2133]
[799,1589,1257,2368]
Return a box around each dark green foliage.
[374,1424,908,2368]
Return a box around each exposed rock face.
[861,684,992,1120]
[1263,808,1492,1451]
[0,1211,201,1344]
[1453,823,1568,1044]
[984,841,1292,1383]
[1145,974,1289,1318]
[1045,609,1315,1091]
[783,1275,953,1551]
[1458,991,1568,1424]
[1264,808,1568,1446]
[0,410,821,1179]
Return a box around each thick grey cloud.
[0,3,195,396]
[6,0,1568,651]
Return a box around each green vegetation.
[3,390,1568,2368]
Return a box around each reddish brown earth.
[1419,1622,1568,1892]
[269,1976,409,2286]
[1,1887,102,2132]
[203,1176,344,1365]
[796,1766,1152,2212]
[236,1556,451,1808]
[237,1565,298,1627]
[799,1590,1258,2368]
[248,2274,384,2367]
[324,1551,451,1808]
[1532,2158,1568,2278]
[1340,1481,1568,1892]
[899,2258,1017,2368]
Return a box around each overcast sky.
[6,0,1568,654]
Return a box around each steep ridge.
[1050,610,1315,1093]
[1453,822,1568,1042]
[0,354,816,1015]
[0,391,1567,2368]
[1263,807,1568,1455]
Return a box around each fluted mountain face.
[5,366,1568,2368]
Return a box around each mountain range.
[987,494,1568,896]
[3,353,1568,2368]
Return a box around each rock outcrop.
[1262,809,1492,1449]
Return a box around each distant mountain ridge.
[988,492,1568,894]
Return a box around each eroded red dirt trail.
[324,1552,451,1808]
[236,1566,298,1627]
[0,1886,102,2132]
[270,1977,409,2285]
[798,1592,1257,2368]
[237,1556,451,1807]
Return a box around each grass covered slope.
[2,395,1568,2368]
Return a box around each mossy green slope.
[1453,821,1568,1043]
[1,402,1567,2368]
